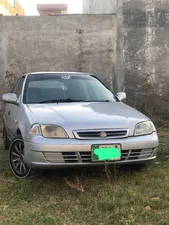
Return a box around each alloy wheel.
[9,139,31,178]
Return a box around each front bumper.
[24,132,159,168]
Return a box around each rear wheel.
[2,128,10,150]
[9,136,31,178]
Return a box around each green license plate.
[92,144,121,161]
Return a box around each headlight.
[134,121,156,136]
[30,124,68,138]
[41,125,68,138]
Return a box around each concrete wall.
[82,0,116,14]
[123,0,169,113]
[82,0,124,91]
[82,0,169,115]
[0,15,117,95]
[2,0,169,116]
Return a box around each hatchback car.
[2,72,159,178]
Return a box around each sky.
[18,0,82,15]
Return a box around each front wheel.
[9,136,31,179]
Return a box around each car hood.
[27,102,149,136]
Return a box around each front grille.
[73,129,129,140]
[43,149,155,164]
[120,149,154,161]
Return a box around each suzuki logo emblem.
[100,131,107,138]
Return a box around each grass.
[0,131,169,225]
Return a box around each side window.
[15,77,25,98]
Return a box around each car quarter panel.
[9,104,37,141]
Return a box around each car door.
[6,77,25,140]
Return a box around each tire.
[2,127,10,150]
[9,135,32,179]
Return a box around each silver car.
[2,72,159,178]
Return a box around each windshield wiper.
[39,99,111,104]
[39,99,88,103]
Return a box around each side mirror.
[2,93,19,106]
[117,92,126,101]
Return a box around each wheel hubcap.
[10,140,30,177]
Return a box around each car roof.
[25,72,92,77]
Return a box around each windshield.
[23,74,117,104]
